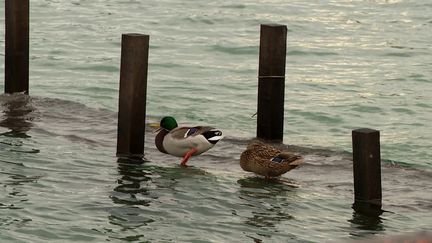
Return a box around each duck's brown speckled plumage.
[240,141,303,177]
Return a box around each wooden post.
[256,24,287,142]
[116,34,149,158]
[5,0,30,94]
[352,128,382,214]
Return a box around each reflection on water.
[0,173,30,211]
[0,94,39,228]
[107,158,210,241]
[108,158,154,236]
[0,94,38,154]
[112,158,153,206]
[0,94,34,134]
[237,177,297,233]
[0,168,40,228]
[107,158,156,242]
[349,210,385,238]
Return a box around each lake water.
[0,0,431,242]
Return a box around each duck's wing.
[168,127,193,139]
[170,126,215,139]
[169,126,215,139]
[263,153,303,177]
[273,152,304,166]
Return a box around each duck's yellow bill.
[148,122,160,128]
[148,122,162,133]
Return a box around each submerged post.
[352,128,382,214]
[257,24,287,142]
[116,34,149,158]
[5,0,30,94]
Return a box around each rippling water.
[0,0,431,242]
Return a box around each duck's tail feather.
[202,129,223,144]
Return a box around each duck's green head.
[160,116,178,131]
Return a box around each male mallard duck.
[155,116,223,166]
[240,141,303,178]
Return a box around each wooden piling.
[352,128,382,214]
[5,0,30,94]
[116,34,149,158]
[256,24,287,142]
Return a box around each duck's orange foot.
[180,148,198,166]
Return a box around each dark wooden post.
[257,24,287,142]
[352,128,382,214]
[116,34,149,158]
[5,0,30,94]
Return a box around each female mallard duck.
[155,116,223,166]
[240,141,303,178]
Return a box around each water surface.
[0,0,431,242]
